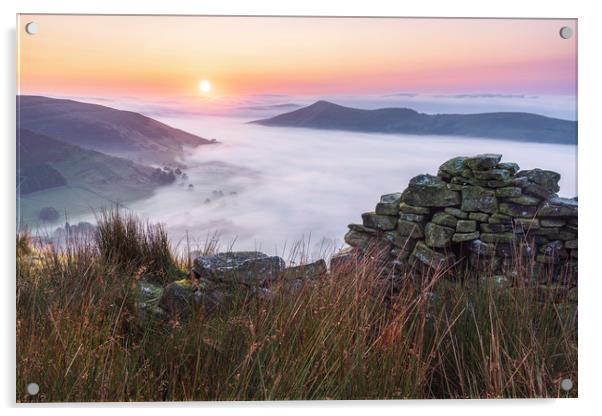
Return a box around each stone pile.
[142,251,327,320]
[344,154,577,281]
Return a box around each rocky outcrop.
[344,154,577,284]
[150,252,326,320]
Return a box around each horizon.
[16,92,578,121]
[17,15,576,119]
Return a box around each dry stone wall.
[344,154,577,283]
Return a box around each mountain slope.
[17,95,215,165]
[251,100,577,144]
[17,128,167,196]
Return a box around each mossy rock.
[516,168,560,192]
[348,223,377,234]
[432,212,458,228]
[498,202,537,218]
[461,186,498,213]
[438,156,467,177]
[397,219,424,239]
[362,212,397,231]
[505,194,540,206]
[495,187,522,198]
[464,154,502,170]
[401,174,460,207]
[425,222,455,248]
[480,232,515,244]
[344,230,373,248]
[444,207,468,219]
[456,220,477,233]
[469,212,490,222]
[452,231,480,242]
[399,203,430,215]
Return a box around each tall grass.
[95,209,178,284]
[16,213,577,402]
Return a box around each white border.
[2,0,601,414]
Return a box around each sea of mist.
[119,115,578,259]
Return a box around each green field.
[17,185,147,228]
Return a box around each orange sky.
[17,15,577,100]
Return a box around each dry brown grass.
[16,213,577,401]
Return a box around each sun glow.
[199,80,212,93]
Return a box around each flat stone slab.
[401,174,460,207]
[193,252,285,285]
[464,154,502,170]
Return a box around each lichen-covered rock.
[362,212,398,231]
[469,212,490,222]
[348,224,377,234]
[192,252,285,285]
[452,232,480,242]
[488,213,512,224]
[384,231,415,249]
[411,241,456,269]
[456,220,477,233]
[401,174,460,207]
[480,223,512,233]
[342,154,577,283]
[438,156,467,177]
[498,202,537,218]
[380,192,402,204]
[514,218,540,232]
[399,213,426,222]
[344,230,373,248]
[444,207,468,219]
[495,187,522,197]
[375,192,401,215]
[432,212,458,228]
[517,169,560,192]
[461,186,498,213]
[496,162,520,174]
[464,154,502,170]
[539,197,578,217]
[375,202,399,216]
[397,219,425,239]
[523,183,554,200]
[399,203,430,215]
[480,232,516,244]
[425,222,455,248]
[505,194,540,206]
[472,169,511,181]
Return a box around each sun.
[199,80,212,93]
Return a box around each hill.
[17,128,175,224]
[251,100,577,144]
[17,95,215,165]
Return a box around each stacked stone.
[344,154,577,281]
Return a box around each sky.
[17,15,577,116]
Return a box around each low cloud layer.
[123,115,577,259]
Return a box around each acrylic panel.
[16,15,578,402]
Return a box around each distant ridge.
[17,95,215,165]
[251,100,577,144]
